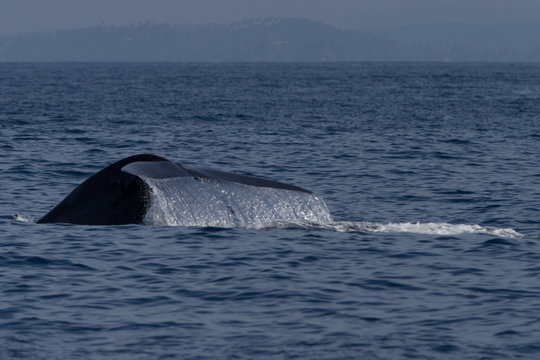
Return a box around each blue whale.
[37,154,311,225]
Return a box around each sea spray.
[275,221,523,238]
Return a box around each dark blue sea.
[1,63,539,359]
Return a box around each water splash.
[280,221,524,239]
[12,213,33,223]
[142,176,333,228]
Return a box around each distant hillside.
[385,22,540,62]
[0,19,394,62]
[0,18,539,62]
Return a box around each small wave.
[269,221,523,238]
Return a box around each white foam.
[142,176,333,228]
[12,213,33,223]
[291,221,523,238]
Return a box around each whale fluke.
[37,154,321,226]
[121,161,311,193]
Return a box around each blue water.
[1,63,540,359]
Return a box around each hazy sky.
[1,0,539,34]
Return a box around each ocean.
[1,62,539,359]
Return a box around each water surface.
[1,63,539,359]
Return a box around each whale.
[37,154,313,225]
